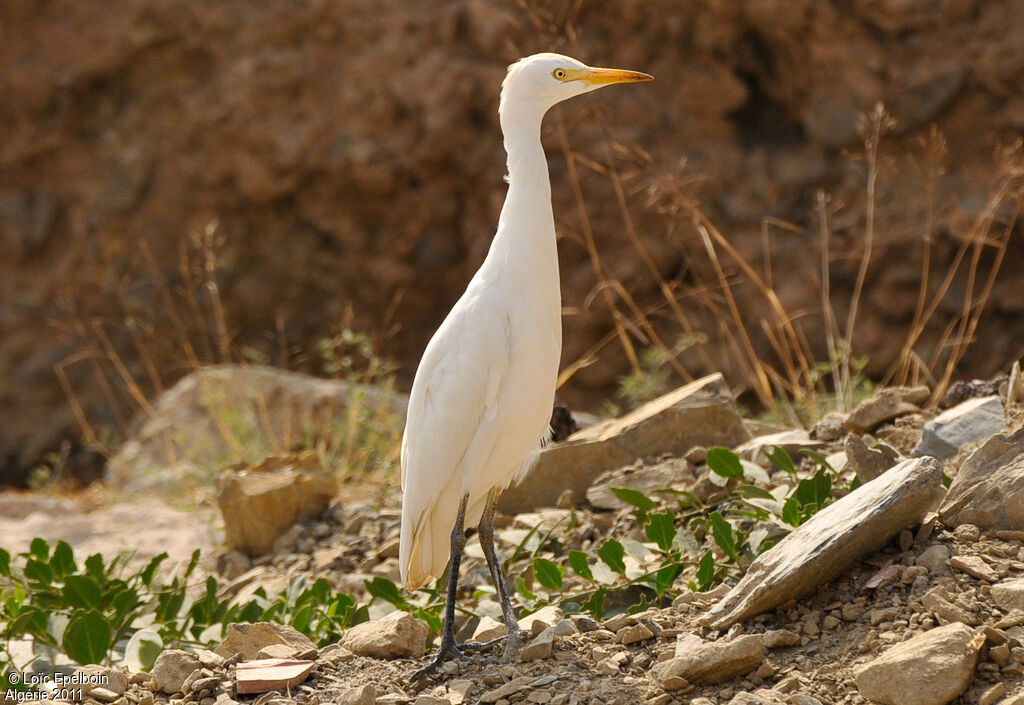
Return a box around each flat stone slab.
[499,373,749,514]
[702,456,943,629]
[844,386,928,433]
[940,427,1024,530]
[913,395,1005,460]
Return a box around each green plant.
[0,541,368,677]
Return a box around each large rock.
[854,623,984,705]
[499,374,749,514]
[215,622,318,660]
[107,365,406,493]
[940,427,1024,530]
[702,456,943,629]
[339,610,429,658]
[652,634,764,688]
[216,451,338,555]
[914,395,1005,460]
[990,577,1024,611]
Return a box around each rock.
[446,680,474,705]
[498,374,750,514]
[617,623,654,644]
[339,610,429,658]
[761,629,800,648]
[952,523,981,542]
[950,555,998,581]
[854,623,984,705]
[940,428,1024,530]
[844,435,901,484]
[652,634,765,687]
[979,682,1006,705]
[702,456,943,628]
[150,649,201,694]
[215,622,318,660]
[810,412,847,442]
[517,605,564,633]
[1009,360,1024,406]
[734,430,824,463]
[586,458,697,510]
[471,616,507,642]
[256,643,304,659]
[844,387,929,433]
[914,395,1005,460]
[235,658,315,695]
[480,675,533,703]
[72,666,128,696]
[107,366,407,493]
[991,577,1024,611]
[726,691,789,705]
[916,545,951,575]
[337,685,378,705]
[216,452,338,555]
[520,626,554,661]
[922,587,978,625]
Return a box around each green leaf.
[654,563,683,597]
[63,610,112,664]
[609,487,657,511]
[533,558,563,591]
[514,575,537,603]
[85,554,105,583]
[62,575,102,609]
[736,484,776,500]
[9,605,49,639]
[695,551,715,591]
[140,553,168,586]
[568,550,593,581]
[781,497,801,526]
[764,446,796,474]
[706,447,744,479]
[291,605,313,633]
[29,538,50,561]
[709,512,740,563]
[364,577,406,607]
[794,468,831,512]
[49,541,77,577]
[184,549,201,579]
[645,511,677,552]
[124,628,163,672]
[597,539,626,575]
[24,558,53,587]
[800,449,834,473]
[581,588,605,620]
[0,548,9,577]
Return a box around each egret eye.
[553,68,566,80]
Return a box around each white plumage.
[397,52,652,673]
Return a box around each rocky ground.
[8,362,1024,705]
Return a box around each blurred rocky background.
[2,0,1023,487]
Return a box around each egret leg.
[478,487,521,661]
[412,495,471,681]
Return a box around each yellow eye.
[553,68,566,80]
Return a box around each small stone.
[480,676,532,703]
[842,604,866,621]
[340,611,430,658]
[916,545,951,575]
[618,623,654,644]
[990,644,1011,666]
[950,554,998,581]
[413,697,448,705]
[216,622,317,660]
[518,605,564,634]
[89,688,120,702]
[789,696,823,705]
[552,619,575,636]
[653,634,765,687]
[527,693,551,705]
[73,666,128,697]
[150,650,201,695]
[472,616,508,642]
[978,683,1006,705]
[823,615,841,630]
[336,684,377,705]
[953,524,981,542]
[992,578,1024,611]
[914,395,1005,460]
[520,627,554,661]
[802,619,819,636]
[602,613,633,632]
[845,387,928,433]
[762,630,801,648]
[753,663,775,679]
[854,623,985,705]
[256,643,303,660]
[571,615,599,632]
[899,530,914,552]
[922,588,978,625]
[446,680,473,705]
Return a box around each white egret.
[399,53,652,677]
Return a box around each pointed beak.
[580,66,654,86]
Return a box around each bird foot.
[411,642,472,682]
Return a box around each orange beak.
[579,67,654,86]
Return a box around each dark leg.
[478,488,521,661]
[412,495,471,681]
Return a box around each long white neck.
[480,101,561,331]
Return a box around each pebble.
[617,623,654,644]
[916,545,951,575]
[978,682,1005,705]
[954,524,981,542]
[950,554,998,581]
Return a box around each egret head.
[500,53,652,117]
